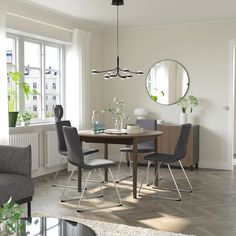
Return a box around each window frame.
[6,33,65,124]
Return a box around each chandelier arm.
[92,0,143,80]
[127,70,144,74]
[93,68,117,73]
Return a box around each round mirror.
[146,59,190,105]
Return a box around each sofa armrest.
[0,145,32,177]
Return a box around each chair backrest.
[174,124,192,161]
[136,119,156,149]
[62,126,84,167]
[55,120,71,155]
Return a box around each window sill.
[9,122,55,133]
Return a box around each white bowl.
[127,127,144,134]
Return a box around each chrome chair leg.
[115,152,123,181]
[52,156,65,187]
[108,168,122,206]
[77,168,122,212]
[76,170,92,211]
[146,161,152,186]
[116,152,132,183]
[179,161,193,192]
[61,166,76,201]
[167,164,182,201]
[139,162,182,201]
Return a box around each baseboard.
[233,159,236,165]
[32,164,67,178]
[198,161,231,170]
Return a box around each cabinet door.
[157,125,194,167]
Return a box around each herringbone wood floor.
[31,164,236,236]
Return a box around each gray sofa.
[0,145,34,217]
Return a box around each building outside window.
[6,34,64,122]
[33,105,37,111]
[33,82,37,89]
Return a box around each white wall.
[6,0,235,169]
[5,0,105,127]
[102,21,236,169]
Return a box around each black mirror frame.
[145,59,190,105]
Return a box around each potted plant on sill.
[18,111,34,126]
[8,72,38,127]
[177,95,199,124]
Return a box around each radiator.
[45,130,63,168]
[9,132,39,171]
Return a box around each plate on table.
[105,129,127,135]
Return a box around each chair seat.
[84,159,116,169]
[0,173,34,205]
[83,148,99,156]
[59,150,68,156]
[144,153,177,163]
[120,147,154,153]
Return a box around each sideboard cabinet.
[157,124,199,170]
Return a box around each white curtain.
[0,0,9,144]
[65,28,91,130]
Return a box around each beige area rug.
[33,212,195,236]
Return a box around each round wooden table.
[78,129,163,199]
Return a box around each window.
[6,34,64,122]
[33,82,37,89]
[33,105,37,111]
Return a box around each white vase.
[180,113,187,124]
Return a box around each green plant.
[102,97,129,121]
[8,71,38,112]
[150,88,165,102]
[0,197,25,235]
[177,95,199,113]
[18,112,34,126]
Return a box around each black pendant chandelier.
[92,0,143,80]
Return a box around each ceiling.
[19,0,236,30]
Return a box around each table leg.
[78,166,82,192]
[132,141,138,199]
[154,136,159,186]
[104,143,108,182]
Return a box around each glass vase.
[114,119,123,131]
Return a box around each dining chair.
[52,120,99,188]
[138,123,192,201]
[61,126,122,212]
[116,119,156,183]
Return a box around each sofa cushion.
[0,145,31,177]
[0,173,34,205]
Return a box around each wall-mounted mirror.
[146,59,190,105]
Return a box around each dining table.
[78,129,163,199]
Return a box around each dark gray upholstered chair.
[52,120,99,187]
[116,119,156,182]
[138,124,192,201]
[0,145,34,217]
[61,126,122,212]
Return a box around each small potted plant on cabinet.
[177,95,199,124]
[8,72,38,127]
